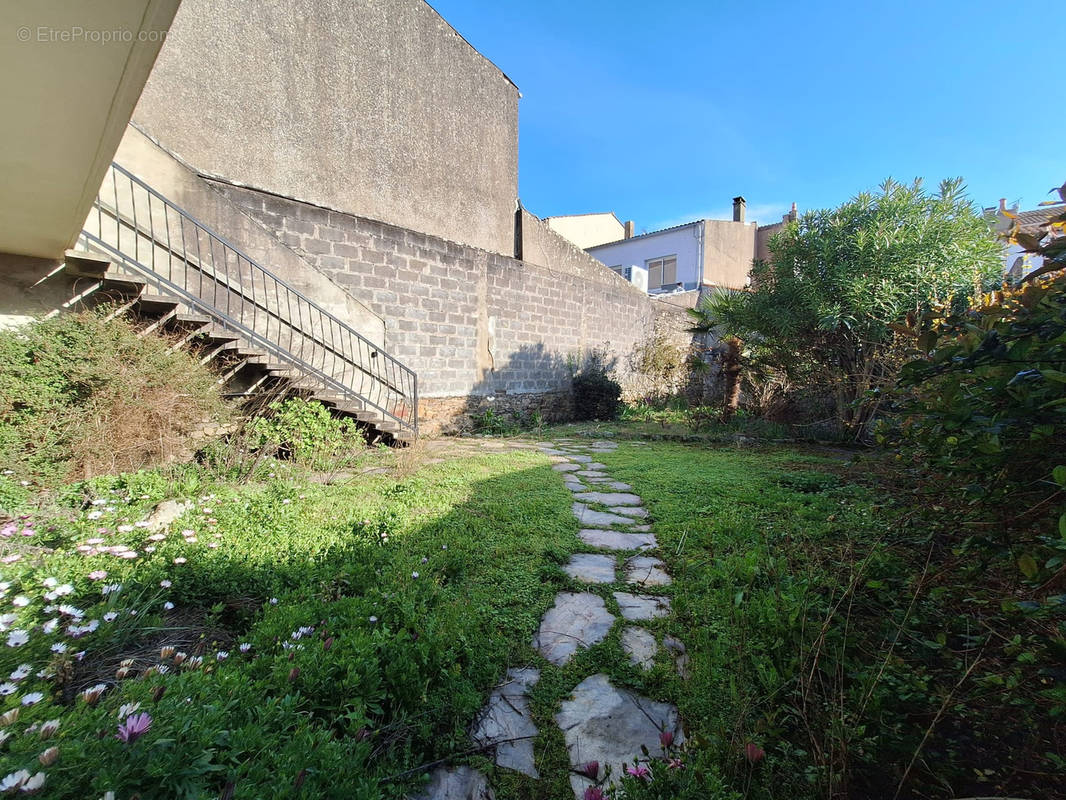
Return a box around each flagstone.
[578,529,657,551]
[624,556,672,587]
[573,492,642,506]
[621,626,658,671]
[562,553,617,584]
[470,668,541,777]
[555,674,683,799]
[613,592,671,621]
[571,503,639,527]
[533,592,615,666]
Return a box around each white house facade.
[588,221,704,293]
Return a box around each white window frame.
[646,255,677,289]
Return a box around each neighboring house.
[544,212,634,249]
[586,198,798,295]
[986,200,1063,280]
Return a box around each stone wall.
[212,184,656,432]
[133,0,519,256]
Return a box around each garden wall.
[211,183,656,432]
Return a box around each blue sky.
[429,0,1062,233]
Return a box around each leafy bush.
[470,407,545,435]
[706,178,1003,439]
[896,276,1066,490]
[891,192,1066,549]
[625,332,698,405]
[573,352,623,421]
[247,397,364,469]
[0,312,225,486]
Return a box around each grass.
[0,449,579,798]
[588,435,1064,800]
[1,422,1061,798]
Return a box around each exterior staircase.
[71,163,417,443]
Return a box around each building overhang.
[0,0,180,259]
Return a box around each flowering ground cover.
[0,451,578,798]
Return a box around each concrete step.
[64,249,114,279]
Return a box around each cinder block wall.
[212,184,656,432]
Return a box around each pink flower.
[667,758,685,770]
[88,570,107,580]
[116,712,152,744]
[583,788,606,800]
[579,761,599,780]
[624,763,652,782]
[745,742,765,763]
[659,730,674,749]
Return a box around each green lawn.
[0,451,579,798]
[0,434,1057,799]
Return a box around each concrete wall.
[519,209,650,293]
[545,213,625,249]
[755,220,786,263]
[587,224,704,290]
[109,126,384,346]
[701,220,756,290]
[212,184,657,431]
[0,253,70,330]
[132,0,519,257]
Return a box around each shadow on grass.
[47,456,581,799]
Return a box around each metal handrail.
[81,162,417,435]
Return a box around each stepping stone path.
[421,438,688,800]
[562,553,617,584]
[556,674,684,799]
[624,556,672,587]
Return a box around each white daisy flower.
[6,630,29,647]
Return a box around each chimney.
[732,196,746,223]
[624,220,635,239]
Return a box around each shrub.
[470,407,544,435]
[707,178,1004,439]
[0,311,225,486]
[625,332,695,404]
[247,397,364,469]
[891,190,1066,540]
[572,351,622,421]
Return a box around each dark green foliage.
[470,407,545,435]
[896,275,1066,492]
[573,356,622,421]
[247,397,365,468]
[705,179,1003,438]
